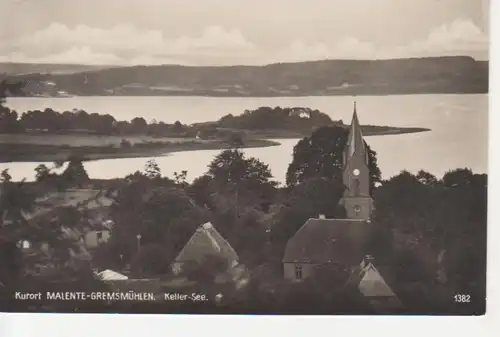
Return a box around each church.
[283,103,402,312]
[282,103,401,309]
[283,102,374,280]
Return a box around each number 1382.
[454,294,471,303]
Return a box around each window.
[353,179,360,195]
[295,264,303,279]
[96,231,103,240]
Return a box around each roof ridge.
[172,222,239,263]
[307,217,368,222]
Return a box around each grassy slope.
[5,57,488,97]
[0,137,280,163]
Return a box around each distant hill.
[3,56,488,97]
[0,62,115,76]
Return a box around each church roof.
[283,218,372,264]
[345,102,366,161]
[172,222,239,264]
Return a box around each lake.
[1,94,488,184]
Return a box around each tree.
[173,170,188,186]
[0,108,22,133]
[271,177,346,246]
[187,174,215,209]
[217,106,333,131]
[144,159,161,179]
[129,243,173,277]
[107,184,207,268]
[0,171,81,294]
[416,170,439,187]
[1,169,12,182]
[0,80,24,133]
[207,149,277,213]
[373,169,487,301]
[172,121,185,134]
[442,168,474,188]
[34,164,51,182]
[61,155,90,187]
[286,125,381,189]
[34,163,67,192]
[439,171,486,295]
[0,80,26,106]
[130,117,148,134]
[0,170,35,224]
[186,151,279,268]
[38,206,87,267]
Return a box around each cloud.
[2,23,256,65]
[0,19,489,65]
[390,18,489,58]
[272,19,488,63]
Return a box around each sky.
[0,0,490,66]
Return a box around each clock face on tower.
[353,169,360,176]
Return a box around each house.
[22,189,115,222]
[349,256,404,313]
[283,217,372,280]
[170,222,239,276]
[288,107,311,119]
[11,189,115,258]
[283,102,374,282]
[82,220,114,249]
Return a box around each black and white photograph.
[0,0,490,316]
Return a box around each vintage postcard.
[0,0,489,316]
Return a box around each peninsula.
[0,105,429,163]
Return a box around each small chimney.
[318,214,326,219]
[365,255,374,264]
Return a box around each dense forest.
[0,104,333,136]
[0,99,425,144]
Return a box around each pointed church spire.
[345,100,366,160]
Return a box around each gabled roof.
[358,263,397,297]
[172,222,239,264]
[283,218,372,264]
[347,259,405,311]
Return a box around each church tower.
[340,102,374,220]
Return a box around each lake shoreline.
[0,139,280,163]
[0,127,430,163]
[251,127,431,139]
